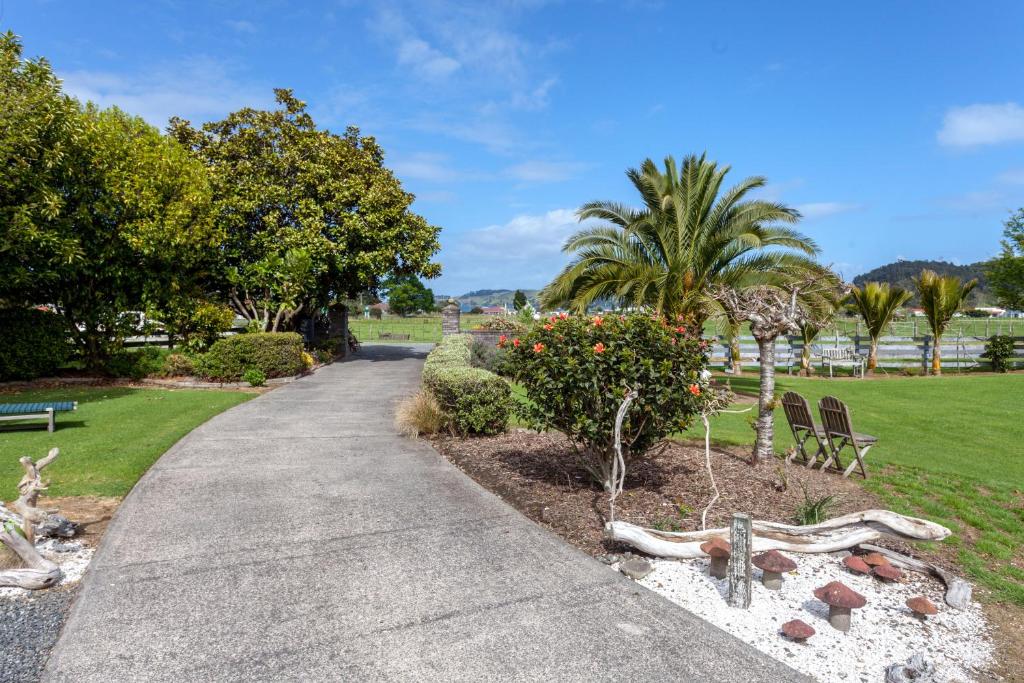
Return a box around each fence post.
[727,513,753,609]
[441,299,461,337]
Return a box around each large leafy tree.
[386,275,435,316]
[0,32,82,301]
[37,105,219,366]
[915,269,977,375]
[541,154,819,328]
[986,208,1024,312]
[848,282,912,372]
[169,90,441,331]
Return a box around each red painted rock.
[781,619,815,641]
[872,564,903,582]
[906,596,938,618]
[843,555,871,574]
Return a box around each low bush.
[107,346,170,380]
[194,333,304,381]
[502,312,715,490]
[162,353,196,377]
[0,308,72,381]
[422,335,510,435]
[395,390,448,437]
[473,316,525,333]
[242,368,267,387]
[469,338,506,373]
[981,335,1016,372]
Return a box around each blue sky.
[7,1,1024,296]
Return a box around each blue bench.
[0,401,77,432]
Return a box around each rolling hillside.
[852,259,991,306]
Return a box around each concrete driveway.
[44,343,805,682]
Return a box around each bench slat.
[0,401,76,416]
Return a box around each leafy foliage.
[848,282,912,370]
[422,335,510,436]
[793,482,839,525]
[503,312,714,489]
[541,154,818,327]
[106,346,171,380]
[915,269,978,374]
[0,308,71,380]
[512,289,528,310]
[981,335,1016,372]
[242,368,267,387]
[194,332,305,381]
[985,208,1024,312]
[155,297,236,353]
[169,90,441,331]
[386,275,436,316]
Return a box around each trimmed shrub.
[194,332,304,381]
[162,353,196,377]
[503,312,713,490]
[474,316,524,332]
[106,346,170,380]
[242,368,267,387]
[0,308,72,380]
[470,337,505,373]
[982,335,1016,372]
[422,335,510,435]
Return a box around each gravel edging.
[0,585,79,683]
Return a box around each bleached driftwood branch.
[606,510,950,559]
[0,507,61,590]
[15,447,60,523]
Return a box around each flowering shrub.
[474,316,525,333]
[502,312,715,490]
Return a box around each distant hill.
[455,289,540,310]
[852,260,990,306]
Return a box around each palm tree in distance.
[848,282,912,373]
[914,270,977,375]
[541,154,820,329]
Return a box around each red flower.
[549,315,558,323]
[544,323,553,331]
[688,384,701,396]
[558,311,569,319]
[676,326,687,334]
[592,316,604,327]
[593,342,606,354]
[512,338,521,348]
[498,335,508,348]
[533,342,545,353]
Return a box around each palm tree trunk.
[932,335,942,375]
[868,338,878,372]
[753,336,776,464]
[730,336,741,375]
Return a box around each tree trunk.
[753,337,776,463]
[868,338,879,372]
[932,335,942,375]
[730,336,742,375]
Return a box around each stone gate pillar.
[441,299,461,337]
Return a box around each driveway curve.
[45,344,805,682]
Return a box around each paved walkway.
[45,344,805,682]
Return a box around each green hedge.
[0,308,72,381]
[423,335,510,435]
[194,332,305,382]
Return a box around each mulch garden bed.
[434,430,883,556]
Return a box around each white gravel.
[0,538,93,599]
[630,553,996,682]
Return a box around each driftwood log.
[15,447,60,523]
[0,507,61,590]
[606,510,950,559]
[859,543,972,609]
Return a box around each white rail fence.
[710,335,1024,372]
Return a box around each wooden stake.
[728,513,752,608]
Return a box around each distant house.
[974,306,1007,317]
[480,306,506,315]
[908,307,926,317]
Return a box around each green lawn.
[675,373,1024,604]
[0,386,253,498]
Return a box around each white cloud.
[939,189,1007,212]
[505,160,586,182]
[396,38,461,79]
[795,202,862,220]
[937,103,1024,147]
[225,19,257,34]
[440,208,587,292]
[997,168,1024,185]
[60,57,270,127]
[391,153,460,182]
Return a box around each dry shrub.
[396,390,448,437]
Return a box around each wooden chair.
[817,396,877,478]
[780,392,828,468]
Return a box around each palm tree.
[848,282,912,373]
[914,270,977,375]
[797,321,822,376]
[541,154,820,327]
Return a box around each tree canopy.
[986,208,1024,312]
[386,275,436,316]
[169,90,441,330]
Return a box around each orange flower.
[544,323,553,331]
[512,338,521,348]
[533,342,545,353]
[498,335,507,348]
[558,311,569,319]
[549,315,558,323]
[675,326,687,334]
[592,316,604,327]
[593,342,606,354]
[688,384,701,396]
